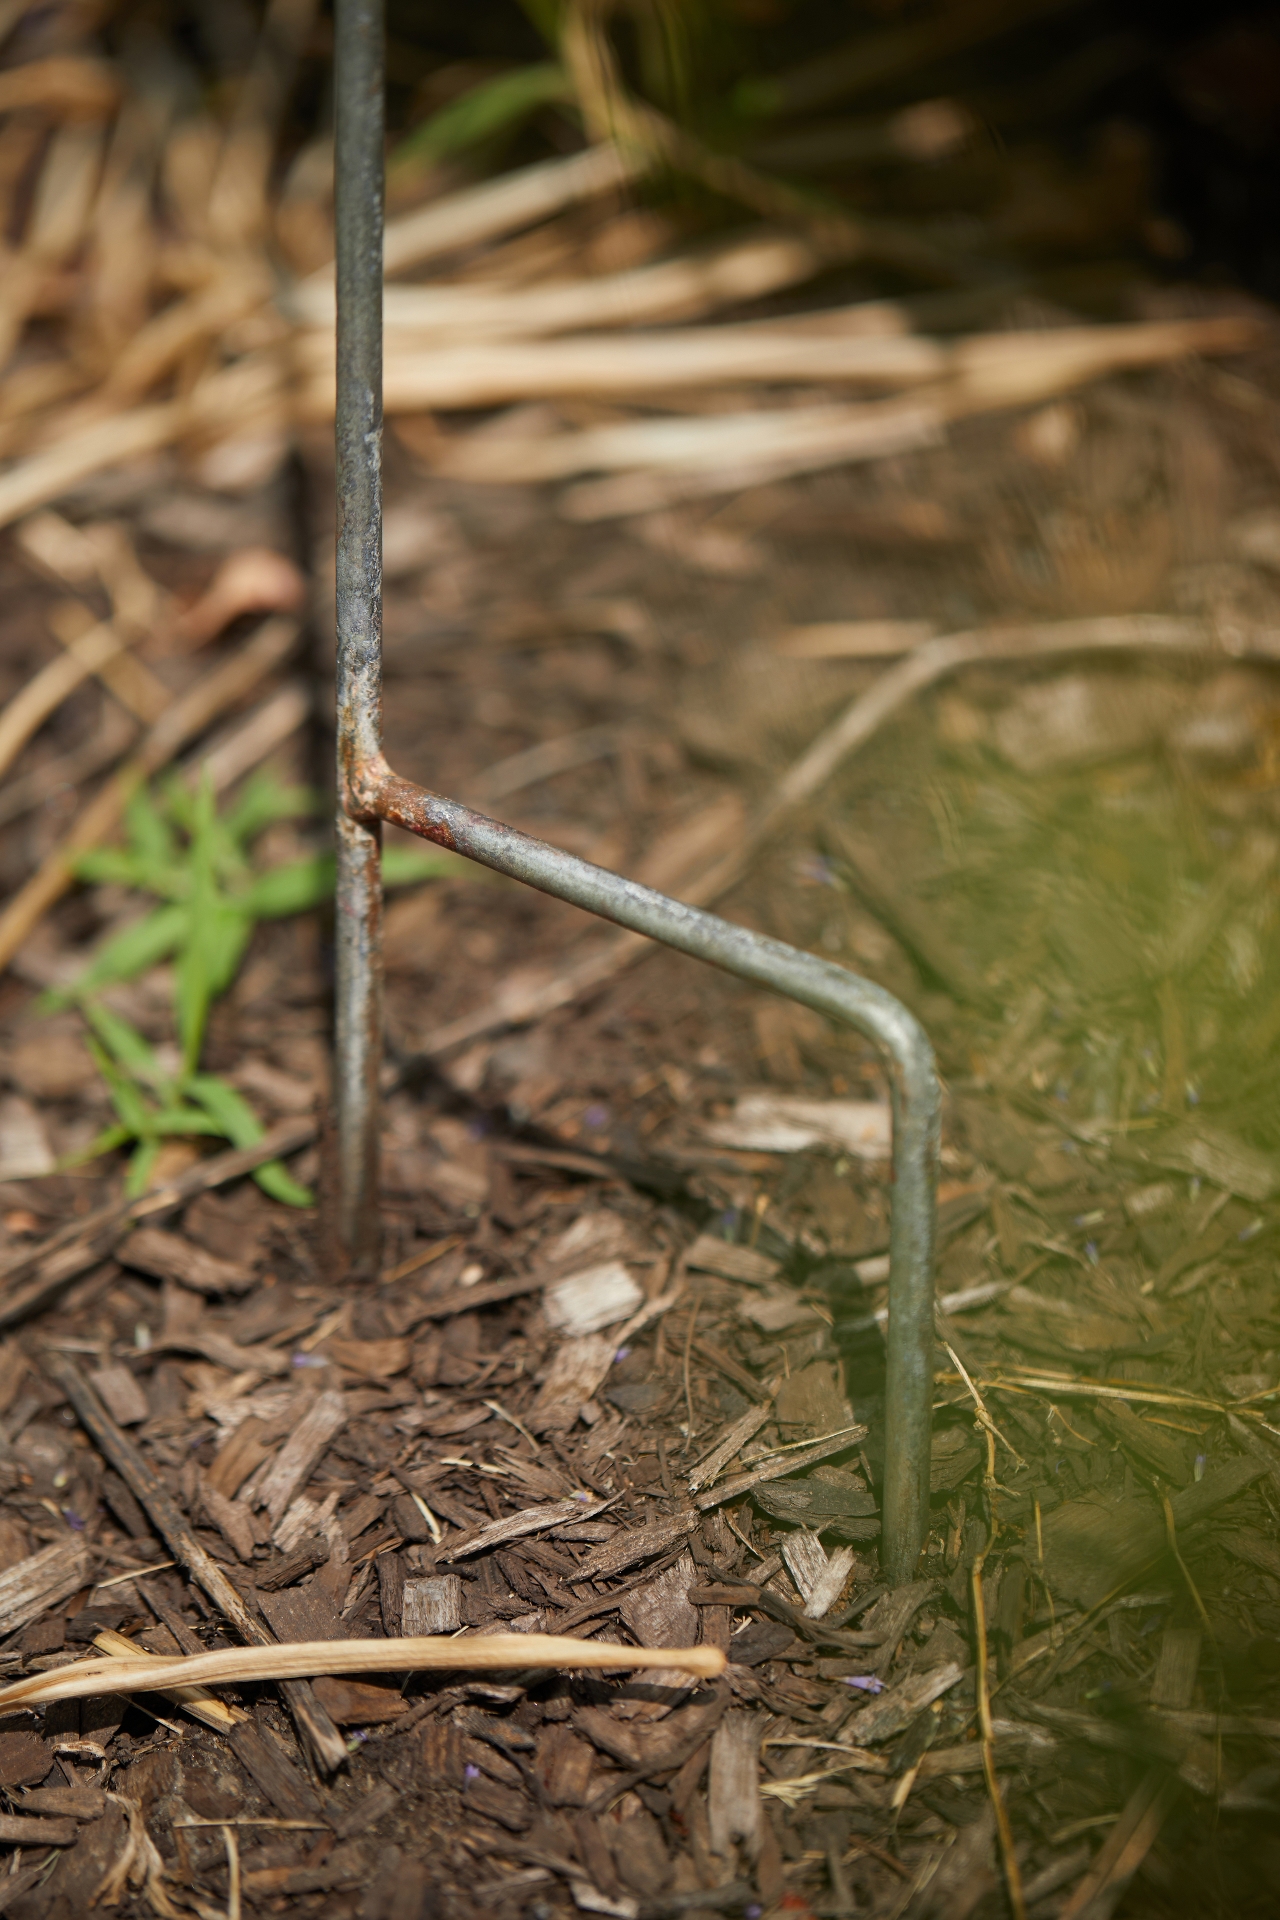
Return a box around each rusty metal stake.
[331,0,939,1584]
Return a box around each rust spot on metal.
[369,765,458,850]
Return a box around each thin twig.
[681,1288,702,1454]
[223,1825,241,1920]
[1161,1492,1213,1636]
[971,1533,1027,1920]
[945,1339,1027,1475]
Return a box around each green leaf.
[239,845,465,919]
[205,905,255,1004]
[147,1110,228,1135]
[237,855,336,919]
[86,1036,155,1136]
[186,1073,313,1208]
[175,775,222,1074]
[383,847,465,887]
[44,903,189,1008]
[57,1121,131,1170]
[125,1139,162,1198]
[223,773,320,849]
[514,0,564,47]
[82,1001,164,1087]
[252,1159,314,1208]
[389,62,572,175]
[732,75,783,118]
[158,772,197,836]
[124,785,178,871]
[70,848,187,897]
[184,1073,262,1146]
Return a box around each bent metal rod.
[331,0,940,1585]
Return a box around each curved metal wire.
[332,0,939,1583]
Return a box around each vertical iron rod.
[333,0,385,1272]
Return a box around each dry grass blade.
[987,1369,1228,1415]
[299,232,860,339]
[0,617,135,782]
[378,143,645,281]
[972,1537,1027,1920]
[402,317,1256,460]
[92,1629,248,1733]
[1057,1771,1179,1920]
[0,355,279,536]
[0,1635,725,1715]
[1161,1493,1213,1637]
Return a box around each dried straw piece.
[295,231,873,339]
[0,56,121,120]
[376,328,943,413]
[91,1629,248,1734]
[316,315,1255,426]
[0,398,183,530]
[969,1485,1026,1913]
[1058,1770,1179,1920]
[380,144,645,281]
[0,354,278,536]
[0,614,134,782]
[400,316,1258,510]
[0,1635,724,1716]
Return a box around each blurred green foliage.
[45,773,454,1202]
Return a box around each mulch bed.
[2,337,1280,1918]
[1,4,1280,1915]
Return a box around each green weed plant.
[44,772,453,1204]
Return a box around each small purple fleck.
[796,854,837,888]
[584,1104,609,1129]
[745,1907,764,1919]
[719,1209,739,1232]
[292,1351,327,1369]
[1084,1241,1098,1265]
[843,1675,885,1694]
[1187,1086,1201,1107]
[463,1763,481,1782]
[63,1510,84,1531]
[613,1347,630,1364]
[574,1489,591,1502]
[468,1116,490,1140]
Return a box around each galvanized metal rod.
[354,763,939,1583]
[331,0,938,1578]
[333,0,385,1273]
